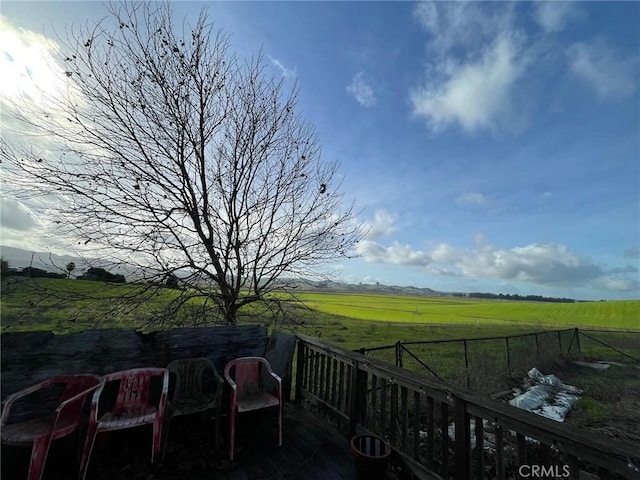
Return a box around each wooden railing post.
[349,360,368,436]
[454,395,471,480]
[295,341,305,403]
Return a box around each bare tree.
[2,2,362,326]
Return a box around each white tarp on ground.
[508,368,582,422]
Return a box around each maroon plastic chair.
[78,368,168,480]
[223,357,282,461]
[0,374,102,480]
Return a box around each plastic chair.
[224,356,282,461]
[161,358,223,458]
[78,368,168,480]
[0,374,102,480]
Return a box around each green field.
[2,279,639,352]
[296,292,640,330]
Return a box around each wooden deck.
[1,403,359,480]
[207,403,357,480]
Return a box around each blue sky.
[1,1,639,301]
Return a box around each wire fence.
[358,328,640,391]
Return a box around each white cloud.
[363,210,397,240]
[413,2,509,55]
[440,242,603,285]
[357,234,636,292]
[596,276,639,293]
[268,55,296,78]
[0,197,39,231]
[347,71,376,107]
[533,2,578,33]
[357,240,429,266]
[412,34,527,133]
[624,248,640,259]
[567,42,637,100]
[455,192,490,207]
[0,17,71,114]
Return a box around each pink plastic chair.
[78,368,168,480]
[1,374,102,480]
[224,357,282,461]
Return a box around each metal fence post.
[463,340,470,388]
[574,328,582,360]
[395,341,403,368]
[557,330,562,354]
[505,337,511,376]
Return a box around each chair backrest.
[102,368,168,409]
[57,375,103,403]
[224,357,272,398]
[1,374,102,427]
[167,358,218,399]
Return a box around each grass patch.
[574,398,607,419]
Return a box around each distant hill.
[1,245,82,273]
[1,245,576,302]
[0,245,134,280]
[287,278,445,296]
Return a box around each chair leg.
[214,410,220,449]
[26,435,52,480]
[160,415,173,461]
[152,415,164,463]
[277,403,283,447]
[78,423,98,480]
[229,409,236,462]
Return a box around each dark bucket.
[350,434,391,480]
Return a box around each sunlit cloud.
[363,210,397,240]
[0,17,68,113]
[624,248,640,259]
[455,192,490,207]
[347,71,376,107]
[357,240,429,266]
[413,1,510,55]
[411,34,527,133]
[0,197,39,231]
[357,234,636,292]
[533,2,579,33]
[567,41,637,100]
[268,55,296,78]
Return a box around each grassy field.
[296,292,640,330]
[2,279,638,351]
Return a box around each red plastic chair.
[78,368,168,480]
[0,374,102,480]
[223,357,282,461]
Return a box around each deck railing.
[295,334,640,480]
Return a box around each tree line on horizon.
[454,291,576,303]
